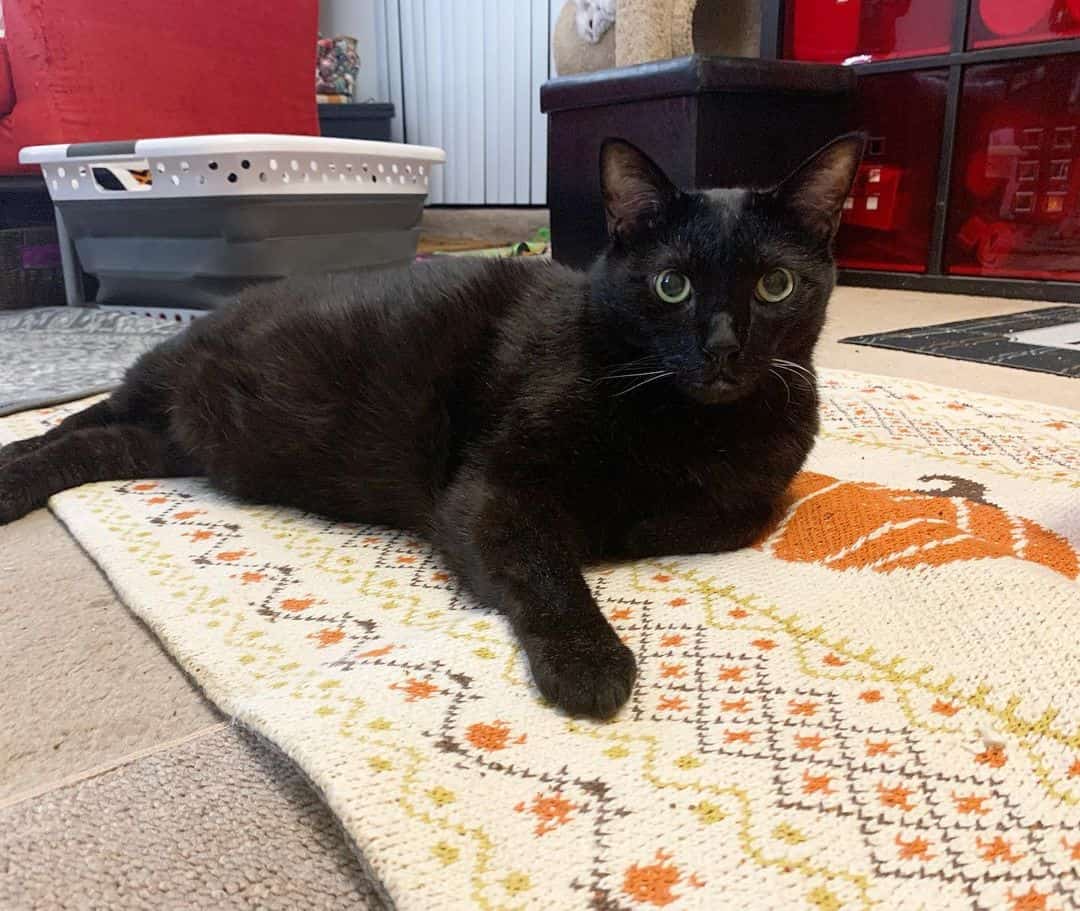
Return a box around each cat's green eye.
[654,270,692,304]
[755,268,795,303]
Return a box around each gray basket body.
[21,134,445,308]
[57,193,425,308]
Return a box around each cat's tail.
[0,400,191,524]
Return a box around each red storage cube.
[969,0,1080,50]
[836,70,950,272]
[945,54,1080,281]
[785,0,955,63]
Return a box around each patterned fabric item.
[316,35,360,98]
[1,370,1077,911]
[0,308,183,417]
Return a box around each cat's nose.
[704,341,740,371]
[704,314,739,369]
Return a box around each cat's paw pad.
[524,625,637,720]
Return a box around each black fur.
[0,134,864,718]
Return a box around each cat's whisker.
[769,368,793,408]
[597,370,671,383]
[771,359,816,386]
[612,371,674,397]
[770,360,815,391]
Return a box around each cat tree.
[553,0,762,76]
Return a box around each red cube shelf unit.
[761,0,1080,302]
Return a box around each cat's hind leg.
[0,423,192,524]
[0,399,117,468]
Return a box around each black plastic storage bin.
[540,56,856,269]
[319,103,396,142]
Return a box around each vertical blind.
[375,0,553,204]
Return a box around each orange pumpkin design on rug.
[757,472,1078,579]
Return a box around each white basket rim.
[20,134,446,166]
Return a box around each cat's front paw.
[523,624,637,720]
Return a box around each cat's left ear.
[600,139,678,244]
[773,133,866,242]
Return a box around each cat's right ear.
[600,139,677,244]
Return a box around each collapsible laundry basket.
[20,134,446,308]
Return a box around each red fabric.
[0,41,14,118]
[0,0,319,174]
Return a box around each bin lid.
[20,134,444,165]
[540,55,855,114]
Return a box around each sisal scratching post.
[553,0,616,76]
[616,0,673,68]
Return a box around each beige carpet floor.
[0,280,1076,909]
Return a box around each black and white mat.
[0,308,185,416]
[841,305,1080,378]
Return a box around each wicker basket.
[0,226,66,310]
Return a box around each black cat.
[0,134,864,718]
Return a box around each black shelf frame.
[760,0,1080,303]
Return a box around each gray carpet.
[0,308,184,416]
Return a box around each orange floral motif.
[466,721,520,751]
[310,628,345,648]
[757,471,1078,579]
[718,666,745,681]
[895,834,934,860]
[795,734,825,751]
[514,791,576,836]
[860,689,883,703]
[431,571,450,582]
[728,608,748,619]
[652,574,671,583]
[878,783,915,811]
[823,653,846,667]
[724,730,753,744]
[1067,758,1080,778]
[1008,887,1052,911]
[721,699,750,713]
[147,496,167,505]
[622,850,685,907]
[802,771,833,795]
[660,634,684,647]
[660,663,685,679]
[361,536,381,545]
[668,597,687,607]
[240,571,264,584]
[391,677,439,702]
[1062,838,1080,861]
[751,638,776,650]
[658,695,688,712]
[866,739,895,757]
[977,835,1023,864]
[610,608,632,621]
[789,700,819,717]
[395,555,416,564]
[173,509,204,520]
[976,744,1007,768]
[1046,421,1068,430]
[932,700,960,717]
[952,792,990,815]
[132,482,158,491]
[358,644,395,658]
[281,597,315,612]
[187,530,214,542]
[216,550,247,562]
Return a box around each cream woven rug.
[2,370,1078,911]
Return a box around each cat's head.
[589,134,864,405]
[574,0,616,44]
